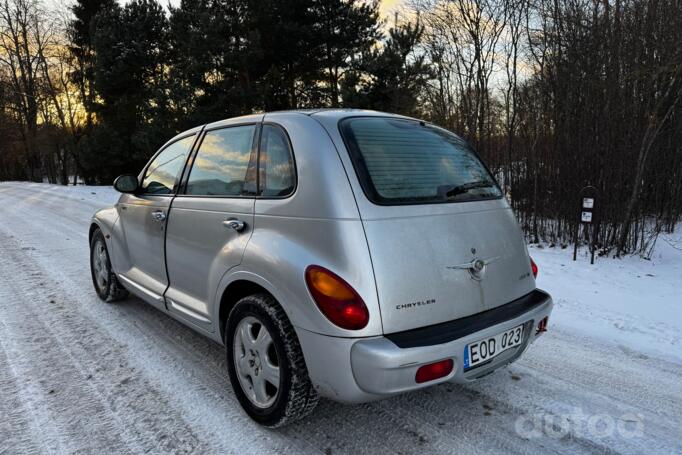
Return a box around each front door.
[116,135,195,309]
[164,123,259,329]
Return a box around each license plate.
[463,324,524,369]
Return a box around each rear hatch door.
[322,114,535,334]
[361,203,535,333]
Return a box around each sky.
[47,0,408,25]
[379,0,405,16]
[113,0,407,18]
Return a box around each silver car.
[89,109,553,427]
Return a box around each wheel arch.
[89,222,101,243]
[90,206,121,270]
[218,278,278,344]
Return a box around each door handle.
[151,210,166,222]
[223,218,246,232]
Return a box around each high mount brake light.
[305,266,369,330]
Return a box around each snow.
[28,182,121,205]
[531,236,682,362]
[1,181,681,454]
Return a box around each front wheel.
[89,228,128,302]
[226,294,318,427]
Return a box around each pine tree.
[313,0,381,106]
[68,0,117,124]
[246,0,322,109]
[341,21,432,116]
[82,0,171,182]
[168,0,257,126]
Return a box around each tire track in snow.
[0,329,50,455]
[0,233,210,454]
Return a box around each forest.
[1,0,681,256]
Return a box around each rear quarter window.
[258,124,296,197]
[339,117,502,205]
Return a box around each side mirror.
[113,174,139,193]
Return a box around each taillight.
[530,257,538,278]
[415,359,454,383]
[305,265,369,330]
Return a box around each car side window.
[140,135,195,195]
[185,125,257,196]
[258,125,295,197]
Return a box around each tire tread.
[90,228,128,303]
[227,294,319,427]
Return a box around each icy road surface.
[1,182,681,454]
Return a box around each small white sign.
[581,211,593,223]
[583,197,594,209]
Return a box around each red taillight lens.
[530,257,538,278]
[305,266,369,330]
[415,359,454,384]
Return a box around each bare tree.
[37,7,85,184]
[501,0,525,196]
[0,0,48,181]
[415,0,509,156]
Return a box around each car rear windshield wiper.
[438,180,495,199]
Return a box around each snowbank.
[531,233,681,362]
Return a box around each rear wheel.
[226,294,318,427]
[89,228,128,302]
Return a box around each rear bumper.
[297,289,553,403]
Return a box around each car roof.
[268,108,416,122]
[165,109,419,147]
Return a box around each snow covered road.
[1,182,681,454]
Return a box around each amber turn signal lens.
[306,268,356,300]
[305,265,369,330]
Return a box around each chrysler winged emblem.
[447,256,500,280]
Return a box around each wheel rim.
[92,239,109,291]
[233,316,280,408]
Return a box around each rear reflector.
[415,359,454,384]
[536,316,548,334]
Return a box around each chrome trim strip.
[167,299,211,324]
[118,274,163,302]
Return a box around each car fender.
[213,219,383,339]
[211,268,290,340]
[90,205,122,272]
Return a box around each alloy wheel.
[233,316,281,408]
[92,239,109,291]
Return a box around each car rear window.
[339,117,502,205]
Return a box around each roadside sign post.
[573,186,599,264]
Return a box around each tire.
[89,228,128,302]
[226,293,319,427]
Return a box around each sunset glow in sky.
[379,0,405,16]
[114,0,406,18]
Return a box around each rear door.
[333,116,536,333]
[164,122,259,330]
[116,134,196,309]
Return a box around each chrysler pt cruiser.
[89,109,553,427]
